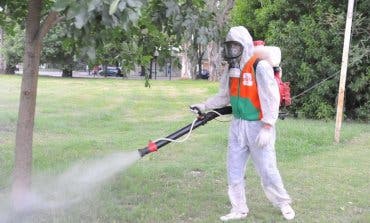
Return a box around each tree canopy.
[1,0,222,79]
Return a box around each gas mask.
[222,41,244,69]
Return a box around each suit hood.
[226,26,254,68]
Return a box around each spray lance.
[138,106,232,157]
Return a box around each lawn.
[0,75,369,222]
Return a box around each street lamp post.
[154,49,159,80]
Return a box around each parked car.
[98,66,123,77]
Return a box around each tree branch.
[37,11,64,41]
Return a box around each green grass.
[0,75,369,222]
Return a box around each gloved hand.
[189,103,206,115]
[255,125,273,148]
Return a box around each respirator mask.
[222,41,244,69]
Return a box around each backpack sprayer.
[138,106,232,157]
[253,41,291,119]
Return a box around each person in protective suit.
[191,26,295,221]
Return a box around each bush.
[231,0,369,121]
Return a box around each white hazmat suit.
[192,26,294,221]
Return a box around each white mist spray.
[0,150,141,222]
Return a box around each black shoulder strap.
[253,58,261,86]
[253,58,261,73]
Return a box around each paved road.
[15,69,180,80]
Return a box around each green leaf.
[118,1,126,11]
[88,0,101,12]
[165,1,179,17]
[52,0,72,12]
[74,10,88,29]
[109,0,120,15]
[66,4,80,19]
[86,46,96,61]
[141,28,148,35]
[127,9,139,22]
[102,10,113,26]
[127,0,138,8]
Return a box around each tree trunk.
[208,41,225,81]
[140,65,145,76]
[197,46,206,79]
[149,59,153,79]
[12,0,43,210]
[181,52,191,79]
[5,65,17,74]
[181,42,191,79]
[12,0,60,210]
[62,68,73,77]
[0,28,6,73]
[206,0,235,81]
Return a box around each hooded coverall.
[201,26,292,214]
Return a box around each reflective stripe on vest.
[229,55,263,120]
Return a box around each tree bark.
[12,0,60,210]
[207,41,225,81]
[12,0,43,210]
[207,0,235,81]
[181,42,191,79]
[0,28,6,73]
[62,68,73,77]
[5,64,17,74]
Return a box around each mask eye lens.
[231,47,239,55]
[223,41,243,59]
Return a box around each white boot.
[220,212,248,221]
[280,204,295,220]
[227,183,249,214]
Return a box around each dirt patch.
[0,124,15,133]
[0,124,15,144]
[188,168,205,178]
[345,132,370,146]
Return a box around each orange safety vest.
[229,55,263,120]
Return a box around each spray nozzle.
[147,141,158,152]
[138,141,158,157]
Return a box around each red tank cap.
[253,40,265,46]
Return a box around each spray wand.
[138,106,232,157]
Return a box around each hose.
[154,118,198,143]
[154,109,232,143]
